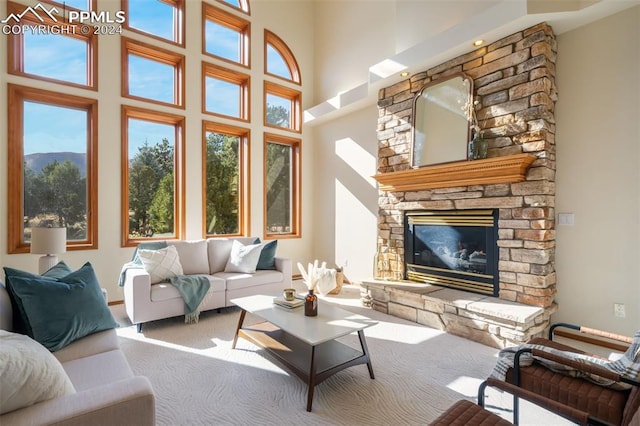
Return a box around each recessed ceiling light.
[400,71,409,77]
[473,40,484,47]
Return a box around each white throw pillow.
[169,240,209,275]
[138,245,184,284]
[224,240,263,274]
[0,330,75,414]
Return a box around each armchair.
[501,323,639,425]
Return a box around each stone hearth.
[363,23,558,349]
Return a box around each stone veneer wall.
[374,23,558,310]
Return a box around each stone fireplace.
[361,22,558,349]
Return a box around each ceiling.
[304,0,640,125]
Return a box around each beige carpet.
[111,285,570,425]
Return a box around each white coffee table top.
[231,294,377,346]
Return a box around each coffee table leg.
[358,330,375,379]
[231,309,247,349]
[306,345,317,412]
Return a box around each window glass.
[127,119,177,238]
[128,0,176,42]
[23,33,87,86]
[59,0,89,9]
[266,44,291,80]
[265,142,292,234]
[205,77,240,117]
[23,102,88,242]
[128,54,175,104]
[204,131,240,235]
[266,93,291,128]
[205,20,241,62]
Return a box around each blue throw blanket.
[118,241,210,323]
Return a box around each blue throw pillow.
[256,240,278,270]
[41,261,73,279]
[9,262,117,351]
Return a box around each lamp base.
[38,255,58,274]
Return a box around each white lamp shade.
[30,227,67,255]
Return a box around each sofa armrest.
[123,268,153,325]
[0,376,155,426]
[275,257,292,288]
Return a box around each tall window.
[122,0,185,46]
[203,122,248,237]
[6,1,97,90]
[202,3,250,67]
[7,84,98,253]
[122,106,185,245]
[122,38,185,108]
[264,133,300,238]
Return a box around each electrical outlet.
[614,303,626,318]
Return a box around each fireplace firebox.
[404,210,499,296]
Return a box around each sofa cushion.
[8,263,118,352]
[256,240,278,270]
[62,349,134,392]
[224,240,263,274]
[169,240,209,275]
[207,237,256,274]
[0,330,75,414]
[150,275,225,302]
[217,270,285,291]
[138,245,184,284]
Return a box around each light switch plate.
[558,213,575,226]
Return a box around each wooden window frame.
[264,81,301,133]
[202,62,250,121]
[46,0,98,12]
[263,132,301,240]
[121,0,185,47]
[264,29,301,84]
[202,2,250,68]
[7,84,99,253]
[214,0,250,15]
[5,1,98,91]
[121,37,185,109]
[202,121,250,238]
[121,105,186,247]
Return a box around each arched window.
[264,30,301,84]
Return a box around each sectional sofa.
[123,237,292,331]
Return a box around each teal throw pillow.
[256,240,278,270]
[41,261,73,279]
[8,262,118,351]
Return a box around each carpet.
[112,285,570,425]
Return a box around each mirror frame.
[410,72,474,168]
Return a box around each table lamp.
[30,227,67,274]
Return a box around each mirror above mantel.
[411,73,473,167]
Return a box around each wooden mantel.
[373,153,536,192]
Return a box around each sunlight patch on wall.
[335,137,376,187]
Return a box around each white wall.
[553,6,640,335]
[0,1,317,301]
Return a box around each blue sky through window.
[205,77,240,117]
[205,21,240,62]
[266,93,291,126]
[24,33,86,85]
[23,102,87,155]
[266,44,291,80]
[128,119,175,157]
[128,0,176,42]
[128,55,174,104]
[60,0,89,10]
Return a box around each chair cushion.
[0,330,75,414]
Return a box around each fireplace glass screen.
[405,210,498,296]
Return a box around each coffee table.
[231,294,377,411]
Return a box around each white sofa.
[0,281,155,426]
[123,237,292,331]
